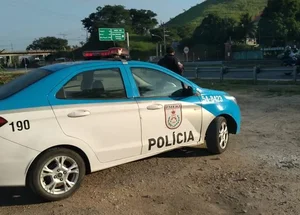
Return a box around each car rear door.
[124,64,203,155]
[47,64,142,163]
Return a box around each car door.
[48,65,142,163]
[125,64,203,155]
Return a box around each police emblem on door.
[164,104,182,129]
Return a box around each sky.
[0,0,202,51]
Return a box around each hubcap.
[219,122,229,149]
[40,156,80,195]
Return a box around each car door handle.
[67,110,91,118]
[147,104,163,110]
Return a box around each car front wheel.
[27,148,86,201]
[206,116,229,154]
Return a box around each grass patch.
[192,79,300,95]
[167,0,267,27]
[0,72,24,85]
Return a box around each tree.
[129,9,158,35]
[192,14,237,45]
[235,13,258,43]
[258,0,300,46]
[26,37,69,51]
[175,24,195,40]
[81,5,131,34]
[81,5,158,35]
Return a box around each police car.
[0,47,241,201]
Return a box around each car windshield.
[0,69,52,100]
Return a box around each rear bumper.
[0,137,39,186]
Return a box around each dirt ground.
[0,89,300,215]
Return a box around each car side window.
[56,68,127,99]
[130,67,185,98]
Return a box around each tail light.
[0,117,7,127]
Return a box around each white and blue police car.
[0,48,241,201]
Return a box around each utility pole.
[10,43,13,51]
[86,29,89,43]
[162,23,170,54]
[126,32,130,56]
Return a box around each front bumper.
[0,137,39,186]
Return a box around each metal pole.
[126,32,130,55]
[159,43,162,57]
[163,26,166,54]
[293,66,298,83]
[86,29,89,43]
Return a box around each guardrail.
[183,64,299,84]
[2,62,299,84]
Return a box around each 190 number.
[9,120,30,132]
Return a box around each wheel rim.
[219,122,229,149]
[40,156,80,195]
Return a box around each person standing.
[158,46,183,76]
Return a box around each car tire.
[27,148,86,202]
[206,116,229,154]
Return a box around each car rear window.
[0,69,51,100]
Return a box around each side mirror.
[192,87,198,95]
[185,86,197,96]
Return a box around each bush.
[71,34,156,61]
[0,73,24,85]
[188,44,224,61]
[232,43,260,52]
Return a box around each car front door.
[125,64,203,155]
[48,65,142,163]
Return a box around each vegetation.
[26,36,69,51]
[24,0,300,61]
[258,0,300,46]
[194,79,300,95]
[81,5,158,35]
[0,73,24,85]
[176,0,300,58]
[166,0,268,27]
[78,5,159,59]
[0,64,4,72]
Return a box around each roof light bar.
[83,47,129,60]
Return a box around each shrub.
[0,73,24,85]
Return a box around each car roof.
[43,60,156,72]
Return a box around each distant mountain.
[166,0,268,27]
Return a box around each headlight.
[224,95,237,104]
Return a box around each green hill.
[167,0,268,27]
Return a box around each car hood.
[195,86,227,96]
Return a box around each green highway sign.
[99,28,125,41]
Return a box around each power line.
[8,0,85,21]
[58,33,68,39]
